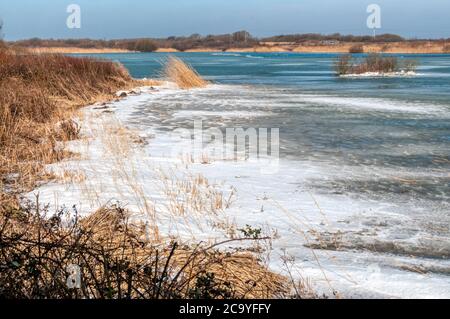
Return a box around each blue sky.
[1,0,449,40]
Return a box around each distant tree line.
[10,31,450,52]
[261,33,406,43]
[158,31,257,51]
[11,31,257,52]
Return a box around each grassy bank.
[22,41,450,54]
[0,46,138,203]
[0,47,297,299]
[11,33,450,54]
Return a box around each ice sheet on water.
[26,84,450,298]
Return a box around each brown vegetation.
[335,53,418,75]
[12,38,155,53]
[0,46,134,202]
[0,202,288,299]
[31,47,132,54]
[10,33,450,54]
[128,39,158,52]
[12,31,256,53]
[0,46,292,300]
[162,56,208,89]
[263,33,406,43]
[348,44,364,54]
[13,33,406,51]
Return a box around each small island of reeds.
[335,53,418,77]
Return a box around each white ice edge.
[26,83,450,299]
[340,71,419,78]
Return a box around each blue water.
[76,52,450,102]
[77,52,450,200]
[76,51,450,201]
[73,52,450,296]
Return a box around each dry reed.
[162,56,208,89]
[0,46,309,299]
[0,48,135,198]
[335,53,418,75]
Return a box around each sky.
[1,0,449,40]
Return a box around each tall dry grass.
[0,47,307,299]
[0,48,134,200]
[162,56,208,89]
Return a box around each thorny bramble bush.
[0,199,287,299]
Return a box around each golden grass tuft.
[162,56,208,89]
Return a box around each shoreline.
[23,83,301,298]
[27,82,450,299]
[4,50,449,299]
[30,47,134,54]
[29,42,450,54]
[25,83,338,297]
[0,48,291,298]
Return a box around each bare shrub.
[334,54,353,75]
[361,53,398,73]
[335,53,417,75]
[0,201,288,299]
[403,59,418,72]
[380,44,390,52]
[348,44,364,53]
[132,39,158,52]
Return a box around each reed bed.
[0,48,134,198]
[162,56,208,89]
[335,53,417,75]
